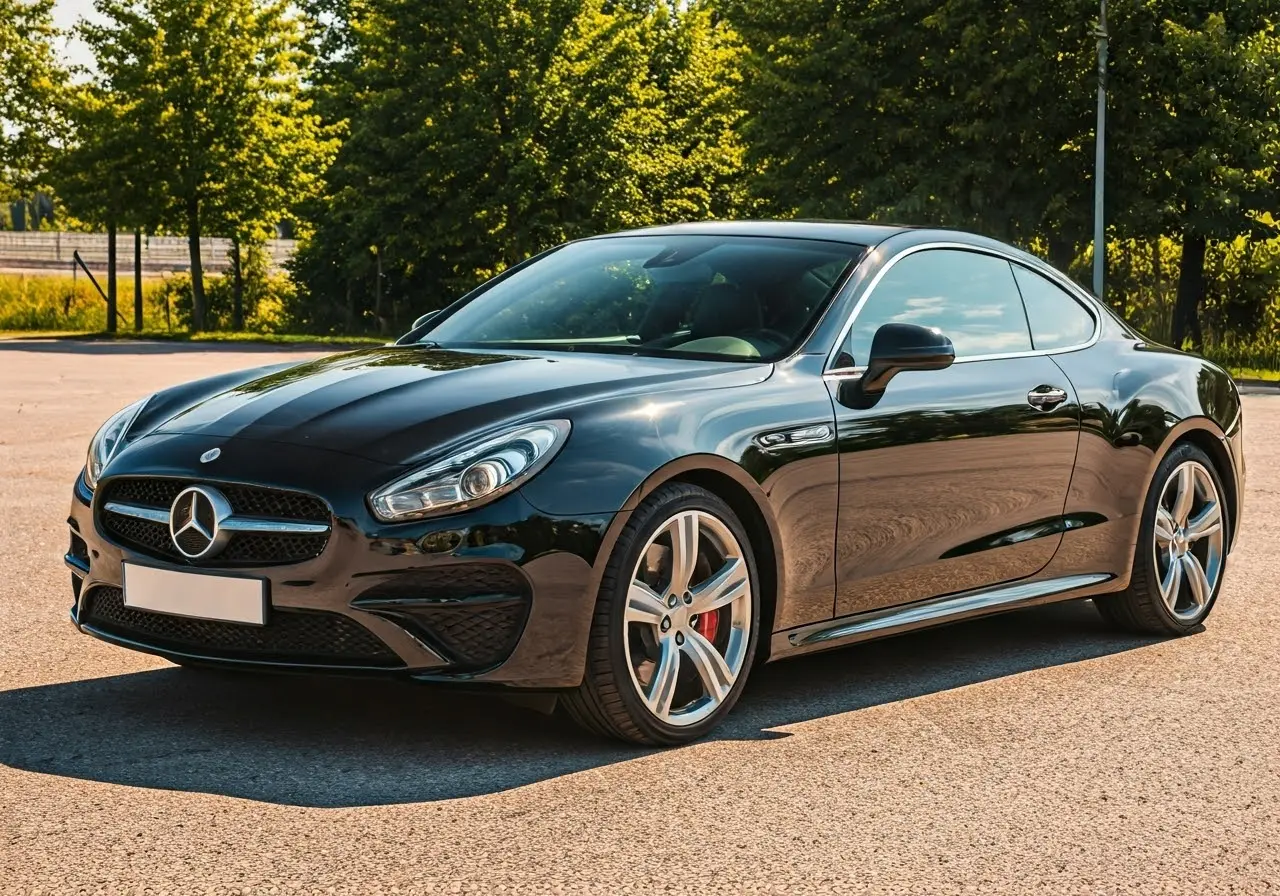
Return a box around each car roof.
[585,219,913,247]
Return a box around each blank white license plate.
[122,563,267,626]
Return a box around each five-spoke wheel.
[1153,461,1225,622]
[563,483,759,744]
[623,509,752,727]
[1096,443,1230,635]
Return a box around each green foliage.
[57,0,338,329]
[291,0,748,334]
[154,259,297,333]
[0,273,167,330]
[723,0,1098,255]
[722,0,1280,346]
[9,0,1277,365]
[0,0,66,200]
[1106,236,1280,343]
[1107,6,1280,243]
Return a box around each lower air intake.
[82,586,403,668]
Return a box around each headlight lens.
[369,419,571,522]
[84,397,149,490]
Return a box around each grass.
[0,271,170,331]
[0,328,385,346]
[1227,366,1280,383]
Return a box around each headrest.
[691,283,761,339]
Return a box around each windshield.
[418,235,865,361]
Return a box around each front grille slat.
[99,477,331,567]
[83,587,402,667]
[106,478,329,522]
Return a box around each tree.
[77,0,336,330]
[292,0,748,333]
[722,0,1098,265]
[53,77,168,332]
[0,0,67,207]
[641,2,751,223]
[1105,6,1280,348]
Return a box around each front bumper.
[67,433,616,688]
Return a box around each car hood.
[151,346,768,467]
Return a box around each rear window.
[1011,264,1097,350]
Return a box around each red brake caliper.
[693,608,720,642]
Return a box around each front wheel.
[1095,443,1229,635]
[562,483,760,745]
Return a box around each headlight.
[369,419,571,522]
[84,397,149,490]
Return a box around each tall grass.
[0,272,170,331]
[1200,338,1280,378]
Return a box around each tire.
[562,482,761,745]
[1095,442,1230,635]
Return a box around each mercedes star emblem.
[169,485,233,559]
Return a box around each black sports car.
[67,221,1245,744]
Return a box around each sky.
[51,0,97,73]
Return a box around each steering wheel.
[746,328,793,348]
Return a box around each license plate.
[122,563,267,626]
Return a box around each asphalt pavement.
[1,341,1277,894]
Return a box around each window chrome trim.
[824,241,1102,374]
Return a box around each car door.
[825,245,1082,619]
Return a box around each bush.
[0,272,168,331]
[155,247,297,334]
[1105,236,1280,349]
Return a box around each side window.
[840,249,1032,365]
[1011,264,1097,350]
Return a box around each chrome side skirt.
[786,573,1114,650]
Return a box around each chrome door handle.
[1027,386,1068,411]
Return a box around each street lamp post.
[1093,0,1109,299]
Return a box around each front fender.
[520,355,842,635]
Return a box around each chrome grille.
[98,477,331,567]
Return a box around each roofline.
[580,219,915,247]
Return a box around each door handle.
[1027,385,1068,411]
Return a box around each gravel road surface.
[1,341,1277,894]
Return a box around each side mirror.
[412,310,440,330]
[837,323,955,408]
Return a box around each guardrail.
[0,231,296,274]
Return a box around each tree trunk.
[134,230,143,332]
[373,249,385,335]
[231,238,244,330]
[1172,232,1207,351]
[105,222,118,334]
[187,196,206,331]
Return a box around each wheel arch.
[591,455,786,657]
[669,467,781,660]
[1165,424,1240,549]
[1147,419,1240,549]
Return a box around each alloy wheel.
[623,509,753,727]
[1153,460,1225,622]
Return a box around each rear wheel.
[1095,443,1229,635]
[562,483,760,745]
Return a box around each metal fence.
[0,231,296,274]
